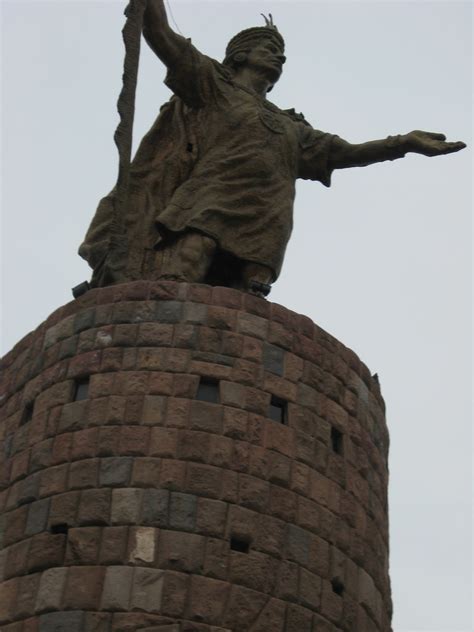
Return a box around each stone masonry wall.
[0,281,391,632]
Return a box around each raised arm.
[329,131,466,170]
[142,0,188,67]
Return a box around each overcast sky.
[1,1,472,630]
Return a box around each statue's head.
[223,15,286,89]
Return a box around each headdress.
[224,13,285,64]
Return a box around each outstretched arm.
[142,0,188,67]
[328,130,466,170]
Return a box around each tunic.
[79,39,336,284]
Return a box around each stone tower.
[0,281,391,631]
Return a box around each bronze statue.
[79,0,465,296]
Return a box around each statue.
[78,0,465,296]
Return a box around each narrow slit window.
[331,578,345,596]
[20,402,34,426]
[50,523,69,535]
[74,378,90,402]
[196,378,219,403]
[269,395,287,424]
[230,537,250,553]
[331,427,344,455]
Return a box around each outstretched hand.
[406,130,466,157]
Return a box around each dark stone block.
[99,457,133,487]
[263,344,285,376]
[39,610,85,632]
[141,489,170,526]
[18,473,41,505]
[25,498,51,536]
[74,309,96,334]
[169,492,197,531]
[155,301,184,323]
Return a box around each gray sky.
[1,1,472,630]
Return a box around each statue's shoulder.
[282,107,312,127]
[265,101,312,127]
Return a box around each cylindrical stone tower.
[0,281,391,631]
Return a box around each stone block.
[137,323,173,346]
[141,489,169,527]
[119,426,150,456]
[186,463,222,499]
[238,474,269,512]
[68,458,99,490]
[179,431,210,464]
[264,421,295,458]
[101,566,134,611]
[196,498,227,537]
[35,567,68,613]
[189,575,230,625]
[159,460,187,491]
[157,530,205,572]
[263,343,285,376]
[285,604,313,632]
[25,498,50,536]
[149,428,178,458]
[190,401,223,433]
[38,611,85,632]
[48,491,80,529]
[229,550,277,593]
[270,485,297,522]
[65,527,101,565]
[111,488,143,524]
[62,566,106,610]
[286,524,311,566]
[131,568,164,613]
[203,537,228,580]
[169,492,197,531]
[254,514,285,558]
[308,533,330,578]
[4,538,31,578]
[161,571,188,618]
[143,396,166,425]
[224,585,267,630]
[183,301,208,324]
[208,435,234,468]
[129,527,157,565]
[28,532,67,572]
[100,526,129,564]
[99,457,133,487]
[252,597,286,632]
[155,301,183,323]
[299,567,322,610]
[77,488,111,526]
[268,451,291,486]
[275,560,298,601]
[320,581,343,624]
[39,464,68,498]
[132,457,161,487]
[16,572,41,618]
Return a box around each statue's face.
[245,39,286,85]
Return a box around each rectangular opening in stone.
[50,523,70,535]
[331,577,345,595]
[74,377,90,401]
[230,537,250,553]
[196,377,219,403]
[331,427,344,455]
[269,395,287,424]
[20,401,34,426]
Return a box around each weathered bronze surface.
[79,0,465,294]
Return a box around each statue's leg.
[157,232,216,282]
[241,262,273,296]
